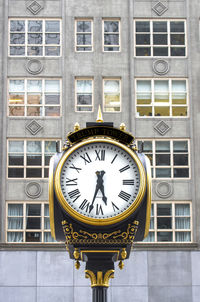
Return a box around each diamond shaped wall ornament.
[26,120,43,135]
[152,2,168,16]
[154,120,170,136]
[26,1,43,15]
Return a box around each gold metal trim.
[55,138,147,226]
[49,156,56,239]
[144,156,152,238]
[85,269,114,287]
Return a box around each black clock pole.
[92,287,107,302]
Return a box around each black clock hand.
[89,171,107,213]
[99,171,107,205]
[89,182,100,213]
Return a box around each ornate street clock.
[49,109,151,301]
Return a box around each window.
[136,79,188,117]
[9,19,61,56]
[135,20,186,57]
[8,140,58,178]
[137,140,189,178]
[6,202,56,243]
[75,19,93,51]
[144,202,192,243]
[75,78,93,112]
[103,19,120,51]
[103,79,121,112]
[8,79,61,117]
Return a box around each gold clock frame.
[54,137,147,226]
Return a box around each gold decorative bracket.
[85,269,114,288]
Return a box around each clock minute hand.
[89,182,100,213]
[99,171,107,205]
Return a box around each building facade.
[0,0,200,301]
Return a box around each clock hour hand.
[89,182,100,213]
[89,171,107,213]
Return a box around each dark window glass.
[157,217,172,229]
[77,47,92,51]
[156,168,171,178]
[136,34,150,45]
[26,232,41,242]
[26,204,41,216]
[170,21,184,32]
[26,217,41,229]
[157,232,172,241]
[153,34,167,45]
[136,47,150,56]
[170,34,185,45]
[173,141,188,152]
[77,21,91,32]
[156,154,170,166]
[171,47,185,56]
[27,155,42,166]
[44,168,49,178]
[104,47,119,51]
[77,95,92,105]
[8,168,24,178]
[153,21,167,32]
[9,155,24,165]
[104,21,119,33]
[104,35,119,45]
[153,47,168,56]
[156,141,170,152]
[26,168,42,178]
[136,21,150,32]
[174,168,189,178]
[173,154,188,166]
[157,204,172,216]
[77,34,91,45]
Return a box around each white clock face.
[59,141,141,220]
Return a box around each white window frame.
[103,78,121,112]
[134,19,187,58]
[135,78,189,118]
[9,18,62,57]
[8,78,62,117]
[136,139,190,179]
[102,19,121,52]
[7,139,60,179]
[6,201,58,244]
[143,201,192,243]
[75,77,94,112]
[75,19,93,52]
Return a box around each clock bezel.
[54,137,147,226]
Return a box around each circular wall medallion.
[153,59,169,75]
[26,59,43,75]
[25,182,42,199]
[156,182,173,198]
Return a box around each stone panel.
[74,287,95,302]
[37,287,73,302]
[0,251,36,286]
[191,252,200,285]
[152,180,191,201]
[192,286,200,302]
[111,286,148,302]
[148,251,192,286]
[0,287,36,302]
[112,251,148,286]
[134,1,186,17]
[37,252,73,286]
[149,286,192,302]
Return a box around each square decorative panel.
[152,2,168,16]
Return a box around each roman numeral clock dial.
[55,139,146,226]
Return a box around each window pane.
[170,21,184,33]
[45,106,60,116]
[157,204,172,216]
[171,34,185,45]
[137,80,151,104]
[45,21,60,32]
[173,154,188,166]
[10,33,25,44]
[27,106,42,116]
[153,21,167,32]
[155,107,170,116]
[175,217,190,229]
[172,80,187,105]
[26,232,41,242]
[136,21,150,32]
[8,168,24,178]
[173,141,188,152]
[27,141,41,153]
[175,204,190,216]
[7,232,23,242]
[9,154,24,165]
[77,80,92,93]
[45,141,56,153]
[153,34,167,45]
[10,20,25,32]
[26,168,42,178]
[8,204,23,216]
[9,141,24,152]
[28,21,42,32]
[104,34,119,45]
[156,141,170,152]
[45,95,60,105]
[27,46,43,56]
[136,47,150,56]
[156,154,170,166]
[77,34,91,45]
[10,46,25,56]
[104,80,119,93]
[45,80,60,93]
[44,217,50,229]
[157,232,172,241]
[157,217,172,229]
[27,94,42,105]
[77,21,91,32]
[44,204,49,216]
[9,107,25,116]
[104,21,119,32]
[153,47,168,56]
[175,232,190,242]
[44,232,56,242]
[8,218,23,229]
[45,46,60,56]
[138,141,152,152]
[77,95,92,105]
[9,80,24,92]
[171,47,185,56]
[156,168,171,178]
[137,107,152,117]
[174,168,189,178]
[28,33,43,44]
[136,34,150,45]
[45,33,60,44]
[27,155,42,166]
[26,204,41,216]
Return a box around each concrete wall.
[0,250,200,302]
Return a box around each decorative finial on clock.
[96,105,103,123]
[120,123,126,131]
[74,122,80,131]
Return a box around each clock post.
[49,108,151,302]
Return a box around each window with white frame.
[103,19,120,51]
[143,202,192,243]
[6,202,56,243]
[75,78,93,112]
[8,79,61,117]
[75,19,93,51]
[8,140,59,178]
[103,79,121,112]
[135,20,186,57]
[137,140,189,178]
[9,19,61,56]
[136,79,188,117]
